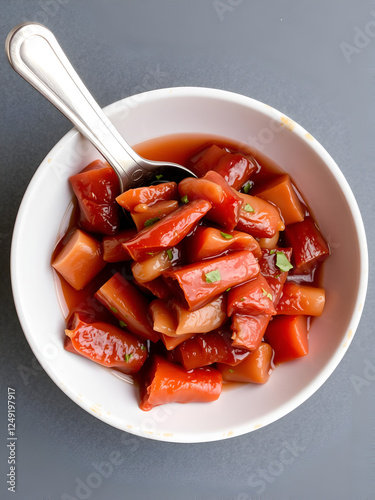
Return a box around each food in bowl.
[11,87,367,441]
[51,133,330,411]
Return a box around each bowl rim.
[10,86,369,442]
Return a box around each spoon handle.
[5,23,149,191]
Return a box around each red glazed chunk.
[65,314,147,374]
[284,216,329,270]
[139,355,222,411]
[178,170,243,231]
[69,160,120,235]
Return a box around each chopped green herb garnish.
[269,249,276,255]
[148,252,156,256]
[276,251,293,272]
[274,273,281,279]
[244,203,254,213]
[144,217,160,227]
[124,353,133,363]
[243,182,253,194]
[228,369,234,373]
[119,320,127,328]
[181,195,189,204]
[155,174,163,180]
[240,297,245,301]
[140,344,146,351]
[204,269,221,283]
[220,231,233,240]
[226,287,231,292]
[110,306,118,314]
[262,288,273,301]
[166,249,173,260]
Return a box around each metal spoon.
[5,23,196,192]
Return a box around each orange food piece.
[231,313,271,351]
[149,295,227,337]
[95,273,159,342]
[159,331,196,350]
[258,231,280,249]
[131,200,179,231]
[276,282,325,316]
[214,152,257,190]
[178,170,243,230]
[236,192,285,238]
[265,315,309,364]
[123,199,212,261]
[186,225,261,263]
[135,277,172,300]
[52,229,105,290]
[163,250,259,311]
[139,355,222,411]
[217,343,274,383]
[259,247,293,306]
[150,299,222,351]
[175,329,249,370]
[116,182,178,211]
[149,299,178,337]
[284,216,329,269]
[131,250,176,284]
[255,174,305,225]
[69,160,120,236]
[102,228,137,262]
[188,144,228,177]
[227,274,276,316]
[65,315,147,374]
[171,295,227,335]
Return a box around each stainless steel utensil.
[5,23,196,191]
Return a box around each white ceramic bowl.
[11,87,368,443]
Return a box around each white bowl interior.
[11,88,368,442]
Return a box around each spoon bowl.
[5,23,196,191]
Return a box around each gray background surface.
[1,1,374,499]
